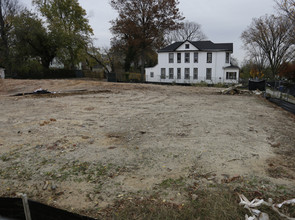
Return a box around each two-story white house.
[145,40,239,84]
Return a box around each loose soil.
[0,79,294,218]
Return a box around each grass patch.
[158,177,186,189]
[0,154,11,162]
[191,81,208,87]
[42,160,124,183]
[98,177,295,220]
[93,182,104,194]
[191,82,229,88]
[100,188,247,220]
[0,162,33,180]
[213,83,229,88]
[0,151,20,162]
[0,152,128,184]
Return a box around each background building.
[145,40,239,84]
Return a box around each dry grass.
[100,191,245,220]
[98,183,294,220]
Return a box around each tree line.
[241,0,295,81]
[0,0,94,78]
[2,0,292,81]
[0,0,208,79]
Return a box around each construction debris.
[252,89,263,95]
[221,84,262,95]
[33,88,52,94]
[13,88,52,96]
[239,194,295,220]
[221,84,242,95]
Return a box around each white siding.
[224,67,240,83]
[176,42,199,51]
[145,43,239,84]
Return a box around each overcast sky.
[21,0,277,64]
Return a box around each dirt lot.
[0,79,294,218]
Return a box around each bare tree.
[166,21,207,44]
[276,0,295,22]
[241,14,294,78]
[230,56,239,67]
[86,45,112,75]
[276,0,295,43]
[244,42,268,73]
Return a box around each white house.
[49,58,82,70]
[145,40,239,84]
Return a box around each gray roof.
[158,40,233,53]
[224,65,240,69]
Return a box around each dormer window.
[185,44,190,49]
